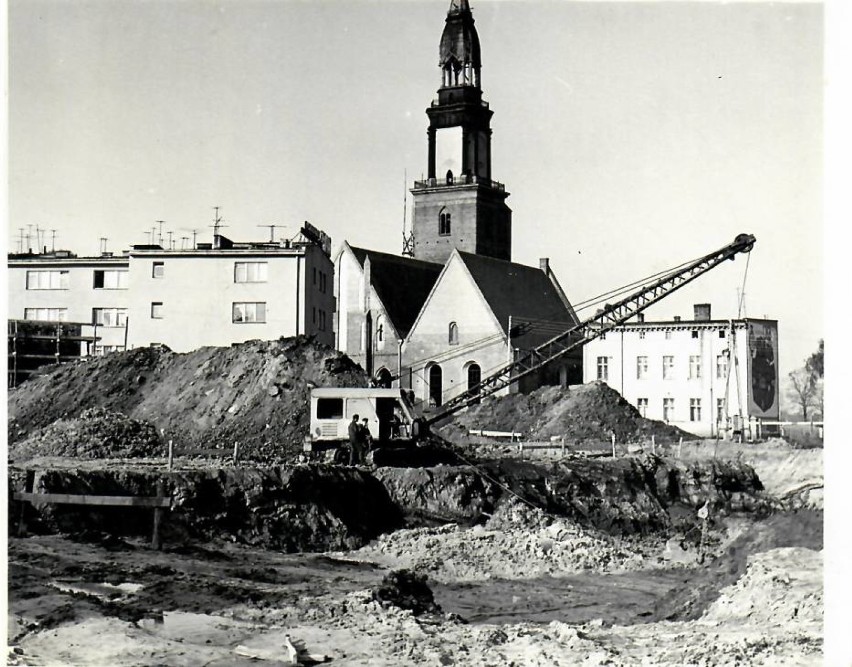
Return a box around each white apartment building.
[582,304,779,438]
[8,227,335,356]
[8,252,131,354]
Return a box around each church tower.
[410,0,512,264]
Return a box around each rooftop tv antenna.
[257,224,284,243]
[50,229,57,252]
[167,231,174,250]
[210,206,228,237]
[156,220,165,246]
[17,228,24,253]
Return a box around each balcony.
[412,174,504,191]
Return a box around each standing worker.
[348,414,361,466]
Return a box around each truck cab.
[307,388,416,454]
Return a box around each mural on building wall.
[747,322,779,416]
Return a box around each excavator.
[306,233,756,455]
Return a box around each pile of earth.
[7,336,368,462]
[9,408,162,462]
[437,382,691,445]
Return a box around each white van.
[307,388,416,452]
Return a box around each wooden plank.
[14,492,171,508]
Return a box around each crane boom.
[419,233,756,429]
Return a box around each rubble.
[439,382,691,445]
[8,336,368,462]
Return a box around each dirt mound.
[9,408,163,462]
[8,336,368,462]
[651,509,823,622]
[438,382,691,444]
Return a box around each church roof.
[457,251,578,348]
[350,247,443,338]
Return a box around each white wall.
[583,322,755,437]
[403,254,509,408]
[8,258,131,351]
[126,246,333,353]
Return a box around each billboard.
[747,321,779,418]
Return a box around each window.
[716,398,726,423]
[663,398,675,422]
[319,310,327,331]
[638,331,646,340]
[93,270,128,289]
[319,272,327,293]
[316,398,344,419]
[92,308,128,327]
[716,354,728,379]
[636,356,648,379]
[24,308,68,322]
[439,210,451,236]
[448,321,459,345]
[691,330,699,339]
[152,262,164,278]
[637,398,648,418]
[26,270,69,290]
[662,355,674,379]
[151,302,163,319]
[234,262,268,283]
[689,355,702,379]
[233,302,266,323]
[690,398,702,422]
[664,330,672,340]
[719,330,726,339]
[597,356,609,381]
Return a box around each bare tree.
[787,368,817,421]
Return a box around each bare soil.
[8,336,368,462]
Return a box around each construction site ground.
[6,340,824,665]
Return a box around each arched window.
[448,321,459,345]
[439,209,451,236]
[467,363,482,405]
[375,368,392,389]
[428,365,443,407]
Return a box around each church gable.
[405,251,503,353]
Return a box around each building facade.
[404,251,581,411]
[8,228,334,356]
[8,252,131,354]
[582,305,780,438]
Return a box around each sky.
[7,0,824,379]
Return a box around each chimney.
[539,258,550,273]
[673,316,681,322]
[637,313,645,323]
[694,303,712,321]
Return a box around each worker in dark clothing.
[361,417,374,455]
[348,414,361,466]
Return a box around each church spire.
[439,0,481,88]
